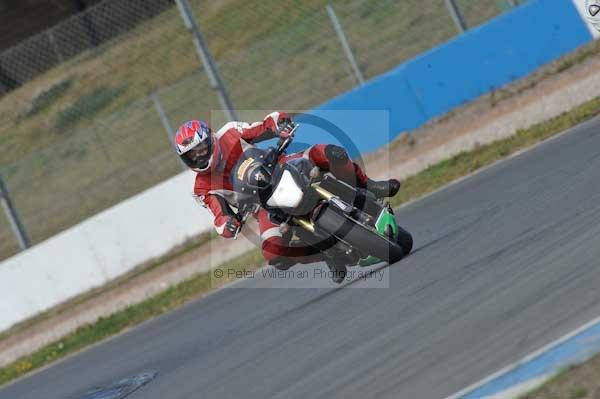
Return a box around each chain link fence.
[0,0,519,259]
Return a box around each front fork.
[292,183,344,233]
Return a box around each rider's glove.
[264,112,291,133]
[277,119,296,139]
[222,216,241,238]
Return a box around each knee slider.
[262,239,285,262]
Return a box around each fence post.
[0,61,19,93]
[174,0,238,122]
[0,174,30,250]
[75,0,100,48]
[46,29,64,63]
[152,92,174,139]
[444,0,468,33]
[326,4,365,86]
[151,92,187,170]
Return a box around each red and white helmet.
[174,120,221,173]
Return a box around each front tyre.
[395,225,413,255]
[314,206,408,264]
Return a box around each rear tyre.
[314,205,407,264]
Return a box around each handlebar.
[275,123,299,156]
[233,203,258,240]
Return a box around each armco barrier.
[0,0,597,333]
[298,0,595,154]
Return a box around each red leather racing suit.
[193,113,369,264]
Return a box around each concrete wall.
[0,171,211,332]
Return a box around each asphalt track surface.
[4,117,600,399]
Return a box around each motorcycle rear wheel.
[314,206,410,264]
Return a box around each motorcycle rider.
[173,112,401,283]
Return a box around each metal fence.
[0,0,520,260]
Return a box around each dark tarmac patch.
[81,371,157,399]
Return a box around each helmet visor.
[181,135,213,169]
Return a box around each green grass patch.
[518,365,592,399]
[569,385,588,399]
[18,79,72,120]
[55,85,127,131]
[519,366,575,398]
[0,248,263,387]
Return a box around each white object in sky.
[583,0,600,36]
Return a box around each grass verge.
[1,96,600,387]
[0,249,263,387]
[0,230,216,344]
[54,85,128,131]
[518,352,600,398]
[391,96,600,208]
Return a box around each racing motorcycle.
[231,125,413,274]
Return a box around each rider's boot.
[268,251,324,270]
[326,259,347,284]
[323,145,401,199]
[366,178,401,198]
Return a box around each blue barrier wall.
[295,0,593,156]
